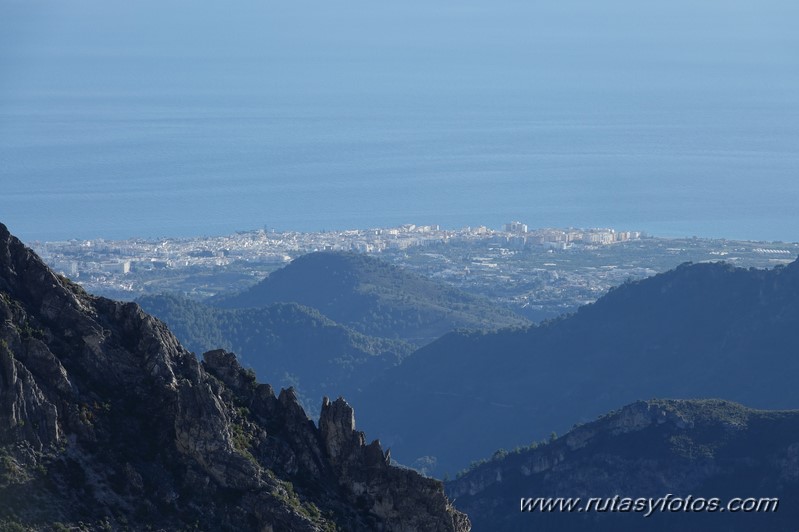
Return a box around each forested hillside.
[448,399,799,532]
[139,293,412,411]
[355,259,799,474]
[212,251,529,345]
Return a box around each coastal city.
[31,223,799,321]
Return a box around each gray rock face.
[0,223,470,531]
[0,340,60,450]
[319,396,358,463]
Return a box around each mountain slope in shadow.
[447,399,799,532]
[355,258,799,474]
[138,293,413,413]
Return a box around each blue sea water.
[1,0,798,242]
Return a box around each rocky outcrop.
[0,223,469,531]
[319,396,472,532]
[448,399,799,532]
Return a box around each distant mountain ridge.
[354,258,799,474]
[138,293,413,413]
[0,223,470,531]
[447,399,799,532]
[212,251,529,345]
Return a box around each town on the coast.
[32,223,798,321]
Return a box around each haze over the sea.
[1,0,797,242]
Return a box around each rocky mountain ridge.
[0,223,469,531]
[448,399,799,531]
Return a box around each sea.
[1,0,798,243]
